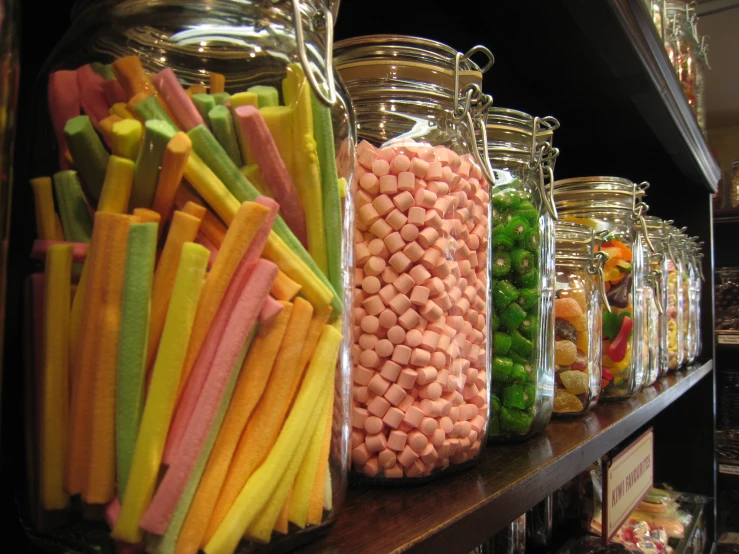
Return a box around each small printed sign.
[718,335,739,345]
[603,429,654,543]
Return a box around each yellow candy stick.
[271,270,301,301]
[30,177,58,240]
[307,396,334,525]
[112,242,209,544]
[111,119,143,161]
[183,151,240,225]
[282,63,328,274]
[204,325,340,554]
[230,92,258,164]
[109,102,136,120]
[69,259,89,384]
[262,232,332,312]
[97,155,135,214]
[41,244,72,510]
[338,177,347,199]
[288,380,333,529]
[99,114,123,144]
[260,105,295,184]
[240,164,272,197]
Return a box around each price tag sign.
[718,335,739,345]
[602,429,654,543]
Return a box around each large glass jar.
[552,222,605,416]
[689,241,704,361]
[552,178,651,399]
[17,2,353,553]
[670,231,692,367]
[644,216,673,374]
[484,107,556,439]
[666,2,697,113]
[643,253,663,387]
[336,36,494,480]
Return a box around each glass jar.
[552,221,605,416]
[666,2,697,112]
[18,2,353,552]
[683,237,702,364]
[689,241,704,360]
[336,36,494,480]
[643,252,663,387]
[484,107,557,439]
[650,0,666,39]
[552,177,651,399]
[687,5,709,134]
[670,231,692,367]
[644,216,673,375]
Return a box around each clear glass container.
[716,267,739,332]
[552,221,605,416]
[644,216,673,375]
[688,241,704,360]
[552,177,651,399]
[484,107,557,439]
[643,254,663,387]
[19,1,353,552]
[651,0,666,39]
[683,237,702,364]
[687,4,709,135]
[671,232,693,366]
[336,36,494,480]
[666,2,697,113]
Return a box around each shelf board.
[713,210,739,224]
[307,361,713,554]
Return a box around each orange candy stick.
[186,83,207,98]
[270,269,301,302]
[210,73,225,94]
[30,177,59,240]
[175,303,293,554]
[181,201,206,221]
[145,211,202,370]
[66,213,128,495]
[132,208,161,227]
[172,201,271,402]
[204,297,314,542]
[151,132,192,231]
[112,56,156,98]
[174,185,227,248]
[97,155,135,214]
[83,215,132,504]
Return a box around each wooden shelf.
[307,361,713,554]
[714,210,739,224]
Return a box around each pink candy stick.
[76,64,110,132]
[151,67,203,131]
[31,240,89,264]
[235,105,308,247]
[139,258,279,533]
[102,79,127,106]
[259,295,284,324]
[162,197,278,464]
[48,70,80,170]
[195,231,219,269]
[105,496,121,528]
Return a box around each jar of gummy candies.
[484,107,557,438]
[336,36,494,480]
[552,221,607,416]
[15,1,353,552]
[552,177,652,400]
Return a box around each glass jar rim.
[551,176,645,213]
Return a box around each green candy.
[500,302,527,331]
[493,192,515,211]
[517,288,538,311]
[492,225,514,248]
[494,332,512,355]
[509,352,529,366]
[492,249,512,277]
[503,384,526,409]
[511,329,533,357]
[510,363,528,383]
[511,248,534,273]
[493,356,513,382]
[523,385,536,408]
[523,229,539,252]
[491,394,501,414]
[519,316,537,339]
[518,269,539,288]
[192,94,216,122]
[493,280,519,312]
[518,208,540,227]
[492,312,500,332]
[499,406,533,435]
[505,216,530,239]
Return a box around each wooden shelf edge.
[307,361,713,554]
[608,0,719,192]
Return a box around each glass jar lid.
[555,220,595,262]
[485,107,559,165]
[551,176,646,213]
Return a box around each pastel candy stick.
[133,95,180,131]
[175,304,292,554]
[31,240,88,263]
[66,213,125,494]
[247,85,279,107]
[84,214,132,504]
[69,259,89,386]
[182,151,240,225]
[112,56,157,99]
[132,208,161,227]
[111,119,143,161]
[307,391,334,525]
[259,295,284,324]
[41,244,73,510]
[204,325,341,554]
[191,94,216,122]
[52,170,93,243]
[145,211,202,370]
[233,106,306,246]
[97,155,135,214]
[229,91,258,109]
[312,90,343,297]
[275,491,292,535]
[146,328,256,554]
[209,73,225,94]
[173,186,226,248]
[140,260,279,533]
[229,91,258,164]
[110,102,136,120]
[48,70,79,169]
[270,269,301,301]
[186,83,207,98]
[212,92,230,106]
[260,105,296,190]
[208,105,242,167]
[240,164,272,197]
[283,63,328,274]
[30,177,59,240]
[111,242,210,544]
[131,120,177,210]
[203,297,314,542]
[152,67,204,131]
[195,232,218,268]
[181,201,206,221]
[99,114,123,145]
[64,115,109,200]
[151,132,192,231]
[102,79,127,106]
[116,223,157,499]
[77,64,110,131]
[165,200,275,459]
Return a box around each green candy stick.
[208,105,242,167]
[52,170,93,242]
[213,92,231,106]
[131,120,177,210]
[64,115,109,201]
[247,85,279,107]
[133,95,179,131]
[192,93,216,122]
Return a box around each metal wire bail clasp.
[530,116,560,220]
[294,0,336,106]
[452,46,498,186]
[649,253,664,314]
[591,229,612,313]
